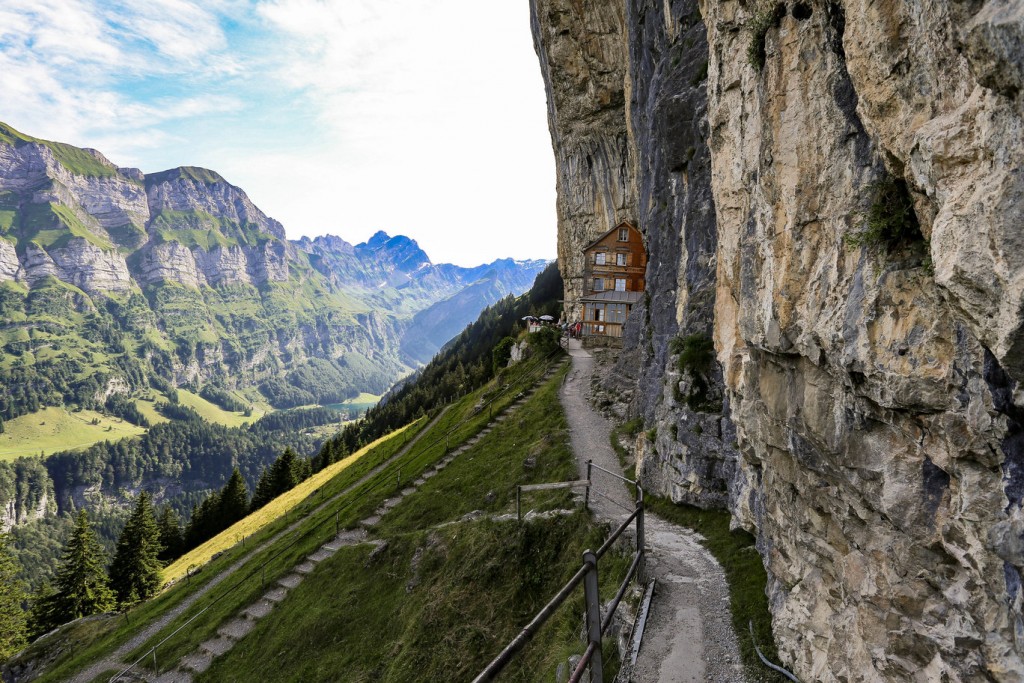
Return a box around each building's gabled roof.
[582,221,639,252]
[579,290,644,304]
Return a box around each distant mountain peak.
[145,166,228,187]
[362,230,392,249]
[355,231,430,275]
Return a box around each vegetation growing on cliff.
[671,333,721,412]
[847,175,923,249]
[747,3,784,70]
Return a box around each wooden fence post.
[583,550,603,683]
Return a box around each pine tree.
[271,447,300,494]
[250,467,275,512]
[27,581,57,639]
[109,492,163,606]
[46,510,114,627]
[156,507,183,563]
[184,493,220,549]
[0,533,27,660]
[251,448,304,512]
[218,468,249,526]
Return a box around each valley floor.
[560,339,749,682]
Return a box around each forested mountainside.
[0,120,546,423]
[0,121,547,591]
[531,0,1024,679]
[0,261,561,641]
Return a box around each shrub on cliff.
[847,175,922,249]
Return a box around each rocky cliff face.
[533,0,1024,679]
[530,0,637,315]
[0,122,549,423]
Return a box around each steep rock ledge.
[535,0,1024,679]
[530,0,638,314]
[703,0,1024,679]
[620,0,739,510]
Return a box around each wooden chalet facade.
[580,221,646,339]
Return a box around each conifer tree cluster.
[3,450,313,649]
[250,448,310,511]
[30,509,115,636]
[0,533,28,660]
[109,492,162,607]
[23,498,168,639]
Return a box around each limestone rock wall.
[702,0,1024,679]
[534,0,1024,679]
[48,239,132,294]
[618,0,740,509]
[530,0,638,317]
[145,169,287,241]
[0,239,20,282]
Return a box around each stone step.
[401,487,417,496]
[179,652,213,674]
[199,637,233,657]
[218,618,255,640]
[263,587,288,603]
[277,573,303,589]
[295,560,316,574]
[307,546,336,563]
[360,514,381,527]
[154,669,193,683]
[335,528,367,544]
[244,600,274,620]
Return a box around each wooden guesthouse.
[580,221,647,339]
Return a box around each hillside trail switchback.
[560,339,749,683]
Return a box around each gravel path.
[560,340,749,683]
[72,407,451,683]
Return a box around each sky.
[0,0,557,267]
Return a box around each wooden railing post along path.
[585,460,593,511]
[477,483,645,683]
[635,486,645,583]
[582,550,603,682]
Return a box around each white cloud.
[0,0,557,266]
[0,0,241,147]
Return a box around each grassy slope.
[162,421,419,584]
[175,389,264,428]
[18,353,634,683]
[0,122,119,178]
[121,358,563,670]
[0,407,146,461]
[133,396,170,426]
[25,417,429,683]
[201,362,633,682]
[0,387,262,461]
